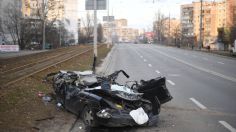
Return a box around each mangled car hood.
[85,85,143,101]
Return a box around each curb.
[97,45,116,75]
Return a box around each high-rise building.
[64,0,78,43]
[181,0,236,48]
[181,4,194,37]
[227,0,236,26]
[22,0,64,20]
[115,19,128,27]
[103,19,139,43]
[21,0,79,43]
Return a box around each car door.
[64,85,83,115]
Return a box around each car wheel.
[81,106,97,127]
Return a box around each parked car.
[45,70,173,127]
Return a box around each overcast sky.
[78,0,200,30]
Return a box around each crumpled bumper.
[95,112,159,127]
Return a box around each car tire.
[81,105,98,127]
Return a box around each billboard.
[0,45,19,52]
[85,0,106,10]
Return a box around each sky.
[77,0,197,30]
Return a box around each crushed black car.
[45,70,172,127]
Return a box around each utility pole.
[158,10,160,43]
[92,0,98,73]
[78,19,80,44]
[42,0,46,50]
[59,22,61,47]
[199,0,203,50]
[169,12,171,45]
[107,0,110,48]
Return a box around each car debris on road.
[45,70,173,127]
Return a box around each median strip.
[219,121,236,132]
[189,98,207,110]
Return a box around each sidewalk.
[0,50,48,59]
[200,49,235,57]
[173,46,236,58]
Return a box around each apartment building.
[64,0,78,43]
[181,0,236,48]
[115,19,127,27]
[181,4,194,37]
[22,0,64,20]
[22,0,78,43]
[103,19,139,43]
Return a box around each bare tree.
[82,12,94,43]
[153,12,166,43]
[32,0,64,49]
[2,2,31,49]
[173,25,182,47]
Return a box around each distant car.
[46,70,172,127]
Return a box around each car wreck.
[46,70,172,127]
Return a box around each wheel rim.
[83,107,94,126]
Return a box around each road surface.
[96,43,236,132]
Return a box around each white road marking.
[217,61,225,64]
[148,64,152,67]
[189,98,207,110]
[155,70,161,74]
[140,56,143,58]
[219,121,236,132]
[203,57,208,60]
[155,50,236,83]
[168,74,180,77]
[144,59,147,62]
[167,80,175,86]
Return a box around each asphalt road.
[98,43,236,132]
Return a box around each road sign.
[85,0,106,10]
[103,16,114,22]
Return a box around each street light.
[92,0,98,73]
[85,0,106,73]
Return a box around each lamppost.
[42,0,47,50]
[92,0,98,73]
